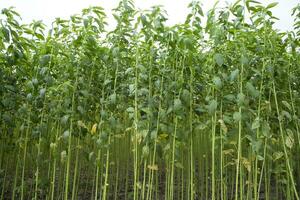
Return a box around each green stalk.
[12,148,20,200]
[113,160,119,200]
[1,158,8,200]
[50,124,60,200]
[133,45,140,200]
[219,99,224,200]
[146,76,164,200]
[211,96,217,200]
[102,133,111,200]
[189,63,194,200]
[71,138,80,200]
[235,62,244,200]
[64,66,79,200]
[272,82,299,200]
[21,113,31,200]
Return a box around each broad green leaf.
[126,107,134,113]
[261,121,271,137]
[150,130,157,140]
[251,117,260,129]
[233,112,242,122]
[174,99,182,112]
[251,140,262,153]
[62,130,70,140]
[281,110,291,120]
[237,93,245,106]
[246,82,259,98]
[229,69,239,82]
[213,76,222,89]
[109,93,117,104]
[240,56,249,65]
[207,100,218,115]
[60,115,69,125]
[224,94,235,101]
[214,53,224,67]
[40,54,51,66]
[181,89,190,105]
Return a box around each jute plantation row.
[1,0,300,199]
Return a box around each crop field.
[0,0,300,199]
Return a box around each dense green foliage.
[1,0,300,199]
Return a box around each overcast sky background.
[0,0,298,32]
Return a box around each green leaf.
[240,56,249,65]
[181,89,190,105]
[273,152,283,161]
[126,107,134,113]
[281,110,291,120]
[213,76,222,89]
[175,162,184,169]
[251,117,260,129]
[246,82,259,98]
[251,140,262,154]
[62,130,70,140]
[150,130,157,140]
[40,54,51,66]
[237,93,245,106]
[285,129,294,149]
[109,93,117,104]
[61,151,67,163]
[207,100,218,115]
[174,99,182,112]
[218,119,228,134]
[266,2,278,9]
[35,33,45,40]
[142,145,149,158]
[233,112,242,122]
[214,53,224,66]
[1,27,10,42]
[224,94,235,101]
[282,101,292,111]
[261,121,271,137]
[229,69,239,82]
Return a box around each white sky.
[0,0,298,32]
